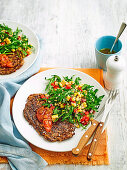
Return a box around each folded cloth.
[0,38,47,170]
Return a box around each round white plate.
[0,20,39,80]
[13,68,107,152]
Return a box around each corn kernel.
[66,82,69,85]
[71,81,74,84]
[11,49,15,52]
[59,82,63,87]
[82,102,87,108]
[45,93,48,96]
[83,90,87,95]
[26,49,32,55]
[61,80,66,86]
[55,82,58,85]
[55,103,57,106]
[52,115,58,122]
[60,104,64,108]
[18,47,22,51]
[78,106,81,110]
[4,38,11,44]
[71,97,75,101]
[66,96,70,101]
[71,102,76,107]
[74,93,77,97]
[76,97,80,101]
[75,124,80,128]
[77,92,81,98]
[78,85,83,88]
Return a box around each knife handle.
[72,119,99,156]
[87,121,104,161]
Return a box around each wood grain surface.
[0,0,127,170]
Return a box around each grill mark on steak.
[0,52,24,75]
[23,94,76,142]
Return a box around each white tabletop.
[0,0,127,170]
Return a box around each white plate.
[0,20,39,80]
[13,68,107,152]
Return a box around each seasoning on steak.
[23,94,76,142]
[0,51,24,75]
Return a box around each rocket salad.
[0,23,34,57]
[40,75,104,129]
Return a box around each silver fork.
[87,89,119,161]
[101,89,119,122]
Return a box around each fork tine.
[107,89,119,103]
[108,90,113,99]
[107,92,112,103]
[111,90,116,98]
[110,89,119,101]
[113,90,118,99]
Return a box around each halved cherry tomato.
[51,81,56,87]
[65,84,71,89]
[80,115,89,125]
[51,81,59,89]
[18,36,21,40]
[78,86,83,91]
[85,111,89,115]
[5,32,9,35]
[1,42,5,46]
[74,109,78,113]
[53,85,59,89]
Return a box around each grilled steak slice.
[23,94,76,142]
[42,120,75,142]
[0,52,24,75]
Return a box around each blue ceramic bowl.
[95,35,122,70]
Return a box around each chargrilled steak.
[23,94,75,142]
[0,52,24,75]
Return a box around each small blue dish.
[95,35,122,70]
